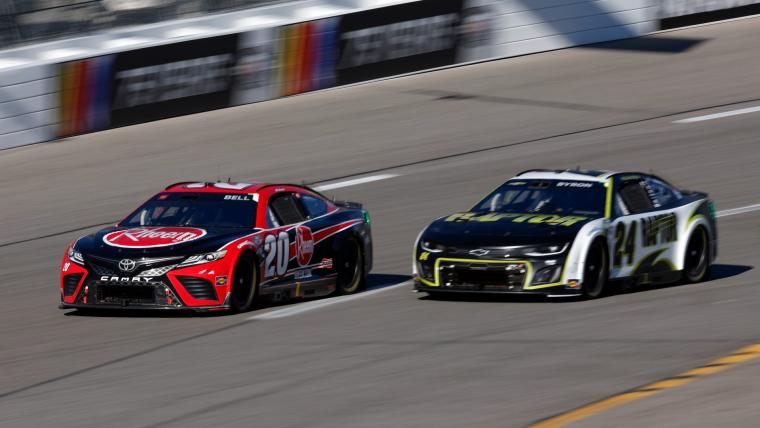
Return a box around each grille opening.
[63,274,83,296]
[177,276,217,300]
[97,285,156,304]
[440,263,526,290]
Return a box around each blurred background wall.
[0,0,290,48]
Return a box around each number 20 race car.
[60,181,372,312]
[414,169,717,298]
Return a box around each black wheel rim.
[686,228,708,279]
[583,243,605,296]
[233,261,253,308]
[338,240,361,293]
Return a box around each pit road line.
[527,344,760,428]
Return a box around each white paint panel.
[501,9,653,42]
[0,125,57,150]
[0,65,58,150]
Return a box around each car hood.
[421,212,599,247]
[73,226,256,259]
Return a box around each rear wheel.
[683,226,710,283]
[335,237,365,295]
[582,240,608,299]
[230,254,257,312]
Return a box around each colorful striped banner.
[276,18,338,97]
[58,56,114,137]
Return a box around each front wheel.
[582,240,608,299]
[335,237,365,295]
[683,226,710,283]
[230,254,257,312]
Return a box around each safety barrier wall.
[1,0,758,150]
[0,65,57,149]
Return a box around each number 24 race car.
[414,169,717,298]
[60,181,373,312]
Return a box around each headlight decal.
[178,250,227,267]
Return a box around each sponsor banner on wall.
[336,0,464,85]
[58,56,115,137]
[110,34,238,128]
[457,0,498,63]
[58,34,239,135]
[659,0,760,18]
[231,17,339,105]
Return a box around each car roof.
[163,181,271,194]
[513,169,619,183]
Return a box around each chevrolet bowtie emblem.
[469,249,489,256]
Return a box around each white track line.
[717,203,760,218]
[247,281,411,320]
[674,106,760,123]
[314,174,399,191]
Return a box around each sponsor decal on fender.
[295,225,315,266]
[103,227,207,248]
[215,276,228,286]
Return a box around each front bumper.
[414,254,580,296]
[413,278,581,297]
[59,302,230,312]
[60,278,232,312]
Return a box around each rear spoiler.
[334,200,363,209]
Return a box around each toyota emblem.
[469,249,490,257]
[119,259,137,272]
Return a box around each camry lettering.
[100,276,154,283]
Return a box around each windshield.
[473,180,605,216]
[120,193,257,229]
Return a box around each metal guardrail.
[0,0,289,49]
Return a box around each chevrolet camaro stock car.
[413,169,717,298]
[60,182,373,312]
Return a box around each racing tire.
[582,239,608,299]
[683,226,711,283]
[230,253,258,313]
[335,237,365,295]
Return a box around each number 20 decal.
[264,232,289,278]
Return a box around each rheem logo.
[295,225,314,266]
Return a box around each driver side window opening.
[617,180,654,214]
[645,177,682,208]
[268,193,307,225]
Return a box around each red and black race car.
[60,181,372,312]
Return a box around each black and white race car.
[413,169,717,298]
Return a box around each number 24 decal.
[264,232,289,278]
[614,222,636,268]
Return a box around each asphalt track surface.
[2,17,760,428]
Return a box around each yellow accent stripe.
[528,343,760,428]
[418,257,568,290]
[604,178,613,219]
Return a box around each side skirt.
[259,275,337,300]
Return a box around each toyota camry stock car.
[60,181,372,312]
[413,169,717,298]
